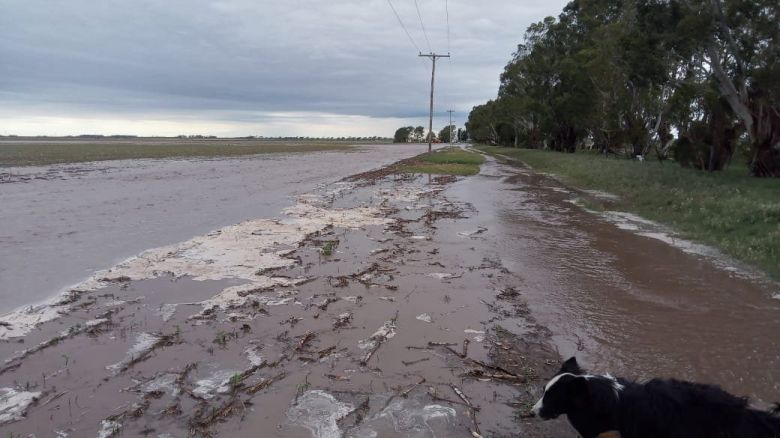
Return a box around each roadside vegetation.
[397,147,485,176]
[477,145,780,280]
[466,0,779,177]
[0,139,363,167]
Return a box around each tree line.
[393,125,465,143]
[466,0,779,177]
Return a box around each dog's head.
[531,357,623,436]
[530,356,587,419]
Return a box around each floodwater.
[0,149,777,437]
[0,163,571,437]
[452,156,780,405]
[0,143,437,314]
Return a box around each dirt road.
[0,151,777,437]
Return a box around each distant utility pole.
[446,109,454,147]
[419,52,450,153]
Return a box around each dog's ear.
[560,357,583,375]
[568,375,590,405]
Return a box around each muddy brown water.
[0,143,441,314]
[0,151,778,437]
[0,162,572,437]
[453,156,780,406]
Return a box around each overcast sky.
[0,0,567,137]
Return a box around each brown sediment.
[3,151,776,437]
[0,158,570,437]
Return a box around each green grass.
[398,147,485,176]
[476,145,780,280]
[320,240,339,256]
[0,139,359,167]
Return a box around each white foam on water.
[0,304,66,340]
[286,390,354,438]
[192,369,236,399]
[356,396,457,438]
[140,373,179,397]
[377,187,441,203]
[582,189,620,201]
[85,318,109,327]
[358,319,396,350]
[427,273,455,280]
[244,346,265,367]
[106,332,160,374]
[416,313,433,323]
[463,328,485,343]
[156,304,177,322]
[0,387,40,425]
[96,419,121,438]
[456,227,487,238]
[0,197,391,340]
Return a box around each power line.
[386,0,421,53]
[414,0,433,53]
[445,0,451,56]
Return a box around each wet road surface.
[0,151,777,437]
[455,156,780,406]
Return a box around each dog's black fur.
[533,357,780,438]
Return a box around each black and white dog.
[531,357,780,438]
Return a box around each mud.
[468,155,780,406]
[1,151,777,437]
[0,161,571,437]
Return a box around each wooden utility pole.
[419,52,450,153]
[446,109,454,147]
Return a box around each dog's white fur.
[532,372,624,416]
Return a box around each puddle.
[287,390,354,438]
[464,156,780,406]
[355,396,458,438]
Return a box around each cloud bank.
[0,0,567,136]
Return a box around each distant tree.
[413,126,426,142]
[439,125,456,143]
[393,126,414,143]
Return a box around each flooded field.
[0,143,434,314]
[0,157,571,437]
[0,151,777,437]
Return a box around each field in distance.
[0,136,392,167]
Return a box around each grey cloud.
[0,0,568,132]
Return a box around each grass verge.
[397,147,485,176]
[0,139,362,167]
[475,144,780,281]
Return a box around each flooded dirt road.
[0,151,777,437]
[1,156,572,437]
[454,155,780,406]
[0,144,435,314]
